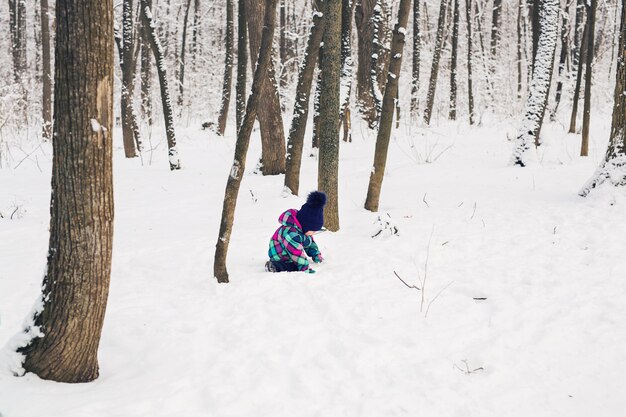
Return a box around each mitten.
[306,268,316,274]
[312,253,324,263]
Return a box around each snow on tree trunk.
[581,0,596,157]
[340,0,355,143]
[122,0,139,158]
[410,0,421,117]
[423,0,448,125]
[510,0,559,167]
[217,0,235,136]
[236,0,248,131]
[40,0,52,140]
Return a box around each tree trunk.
[581,0,596,157]
[551,0,570,120]
[365,0,412,212]
[573,0,585,68]
[411,0,421,116]
[141,0,153,125]
[217,0,235,136]
[423,0,448,125]
[246,0,287,175]
[280,0,287,89]
[178,0,193,113]
[450,0,459,120]
[141,2,182,170]
[284,3,326,196]
[355,0,379,128]
[214,0,279,283]
[530,0,541,69]
[122,0,139,158]
[517,0,523,98]
[19,0,114,383]
[318,0,342,231]
[340,0,355,142]
[511,0,559,166]
[41,0,52,140]
[467,0,475,124]
[490,0,502,60]
[236,0,248,131]
[580,0,626,195]
[9,0,27,83]
[370,0,392,119]
[569,18,588,133]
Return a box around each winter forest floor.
[1,115,625,417]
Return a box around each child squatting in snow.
[265,191,326,274]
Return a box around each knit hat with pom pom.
[296,191,327,233]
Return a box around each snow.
[1,119,626,417]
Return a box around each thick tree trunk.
[19,0,114,383]
[318,0,342,231]
[569,19,588,133]
[423,0,448,125]
[122,0,139,158]
[41,0,52,140]
[467,0,475,124]
[214,0,279,283]
[141,0,153,125]
[217,0,235,136]
[580,0,626,195]
[450,0,459,120]
[141,2,182,170]
[365,0,412,212]
[355,0,378,128]
[284,4,326,196]
[411,0,421,116]
[511,0,559,166]
[247,0,287,175]
[581,0,596,157]
[236,0,248,131]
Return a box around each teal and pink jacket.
[268,209,322,271]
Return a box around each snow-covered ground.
[1,117,625,417]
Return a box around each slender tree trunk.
[19,0,114,383]
[247,0,287,175]
[490,0,502,60]
[178,0,193,112]
[191,0,201,59]
[551,0,570,119]
[280,0,287,89]
[450,0,459,120]
[236,0,248,131]
[217,0,235,136]
[467,0,475,124]
[511,0,559,166]
[9,0,27,83]
[141,0,153,125]
[284,4,326,195]
[573,0,584,68]
[424,0,448,125]
[517,0,523,98]
[355,0,379,128]
[340,0,355,142]
[318,0,342,231]
[580,0,626,195]
[530,0,541,69]
[141,2,181,170]
[214,0,279,283]
[365,0,412,212]
[122,0,139,158]
[41,0,52,140]
[411,0,421,116]
[581,0,596,157]
[371,0,391,119]
[569,18,588,133]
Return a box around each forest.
[1,0,625,415]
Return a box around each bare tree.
[580,0,626,195]
[41,0,53,140]
[355,0,378,127]
[365,0,412,212]
[19,0,115,383]
[141,0,153,125]
[450,0,459,120]
[236,0,248,131]
[581,0,596,157]
[121,0,140,158]
[551,0,570,119]
[511,0,559,166]
[569,19,588,133]
[217,0,235,136]
[424,0,449,125]
[178,0,193,112]
[466,0,475,124]
[318,0,342,231]
[214,0,279,283]
[284,1,326,196]
[411,0,421,116]
[141,1,182,170]
[340,0,355,143]
[490,0,503,60]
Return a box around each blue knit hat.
[297,191,327,233]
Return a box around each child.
[265,191,326,274]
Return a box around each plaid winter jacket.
[268,209,322,271]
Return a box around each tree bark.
[318,0,342,231]
[517,0,523,98]
[284,3,326,195]
[411,0,421,116]
[340,0,355,143]
[141,0,153,125]
[467,0,475,124]
[214,0,279,283]
[141,2,182,170]
[246,0,287,175]
[580,0,626,195]
[581,0,595,157]
[19,0,114,383]
[551,0,570,120]
[236,0,248,131]
[511,0,559,166]
[423,0,448,125]
[217,0,235,136]
[355,0,379,128]
[569,18,588,133]
[41,0,53,140]
[450,0,459,120]
[365,0,412,212]
[122,0,139,158]
[490,0,502,60]
[178,0,193,112]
